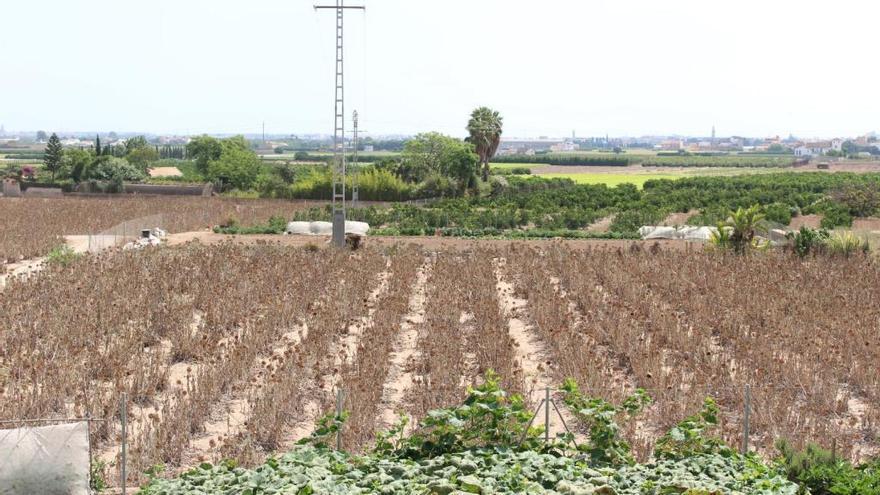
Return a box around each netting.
[0,422,91,495]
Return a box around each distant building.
[794,139,843,157]
[655,139,684,151]
[550,141,579,152]
[363,144,374,153]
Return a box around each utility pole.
[262,121,266,144]
[315,0,365,247]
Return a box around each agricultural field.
[0,196,316,262]
[1,242,879,491]
[538,172,685,188]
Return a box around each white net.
[0,421,91,495]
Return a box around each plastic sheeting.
[286,221,370,236]
[0,422,91,495]
[639,225,719,241]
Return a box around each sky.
[0,0,877,139]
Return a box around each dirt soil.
[148,167,183,177]
[660,210,698,226]
[852,217,880,232]
[585,215,614,233]
[789,215,823,230]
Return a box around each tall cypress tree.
[43,133,64,182]
[95,135,102,156]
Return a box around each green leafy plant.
[785,226,829,257]
[653,398,734,460]
[826,231,869,257]
[297,409,350,450]
[776,440,880,495]
[391,371,542,459]
[90,459,108,492]
[560,378,651,466]
[45,245,79,266]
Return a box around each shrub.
[785,226,830,257]
[86,157,146,182]
[830,182,880,217]
[820,203,853,229]
[764,202,793,225]
[45,245,79,266]
[826,232,869,257]
[610,206,665,234]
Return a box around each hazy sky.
[1,0,877,138]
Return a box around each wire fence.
[87,214,165,252]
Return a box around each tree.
[726,205,765,254]
[95,135,102,156]
[400,132,478,194]
[61,148,93,182]
[206,146,261,190]
[43,133,64,181]
[186,135,223,174]
[124,135,149,154]
[36,130,48,142]
[466,107,503,182]
[126,146,160,171]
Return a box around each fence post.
[120,392,127,495]
[335,389,344,451]
[741,384,751,455]
[832,438,837,462]
[544,387,550,443]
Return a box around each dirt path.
[377,256,434,429]
[493,257,578,439]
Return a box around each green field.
[491,162,546,170]
[501,167,789,188]
[538,172,683,188]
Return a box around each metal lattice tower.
[351,110,359,208]
[315,0,365,246]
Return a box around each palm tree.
[466,107,503,182]
[727,205,765,254]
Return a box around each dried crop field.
[1,242,878,487]
[0,196,316,262]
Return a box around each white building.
[794,139,843,157]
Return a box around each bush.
[820,203,853,229]
[86,157,146,182]
[610,206,665,233]
[45,245,79,266]
[825,232,869,257]
[764,202,793,225]
[830,182,880,217]
[785,227,830,257]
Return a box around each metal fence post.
[741,384,751,455]
[544,387,550,443]
[335,389,344,451]
[120,392,127,495]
